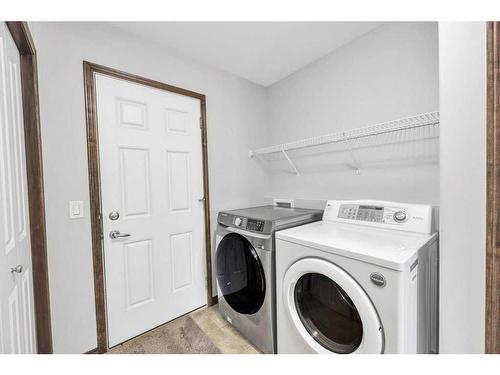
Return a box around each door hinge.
[99,213,104,240]
[199,117,203,129]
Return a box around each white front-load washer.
[276,200,439,354]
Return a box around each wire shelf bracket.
[281,146,300,175]
[344,137,361,174]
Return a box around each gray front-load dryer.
[215,205,322,353]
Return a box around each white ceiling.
[108,22,383,86]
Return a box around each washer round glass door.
[216,233,266,315]
[283,258,384,354]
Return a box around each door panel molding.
[4,21,52,354]
[83,61,214,354]
[486,21,500,354]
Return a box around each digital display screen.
[358,205,383,211]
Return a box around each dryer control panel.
[324,200,435,234]
[232,217,265,232]
[218,212,268,233]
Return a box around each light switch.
[69,201,84,219]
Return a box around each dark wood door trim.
[5,22,53,354]
[83,61,214,354]
[486,21,500,354]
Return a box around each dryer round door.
[283,258,384,354]
[216,233,266,315]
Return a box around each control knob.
[393,211,408,223]
[234,217,242,226]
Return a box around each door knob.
[10,265,23,274]
[109,230,131,239]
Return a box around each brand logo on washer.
[370,272,386,287]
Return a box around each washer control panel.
[338,204,409,224]
[324,200,435,234]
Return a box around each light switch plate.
[69,201,84,219]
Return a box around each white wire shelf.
[249,111,439,175]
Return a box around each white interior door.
[95,74,207,347]
[0,23,37,354]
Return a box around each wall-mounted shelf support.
[344,137,361,174]
[281,146,300,175]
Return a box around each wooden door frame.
[83,61,215,353]
[4,22,53,353]
[486,21,500,354]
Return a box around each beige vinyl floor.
[109,305,260,354]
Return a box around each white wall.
[265,22,439,206]
[438,22,486,353]
[30,22,270,354]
